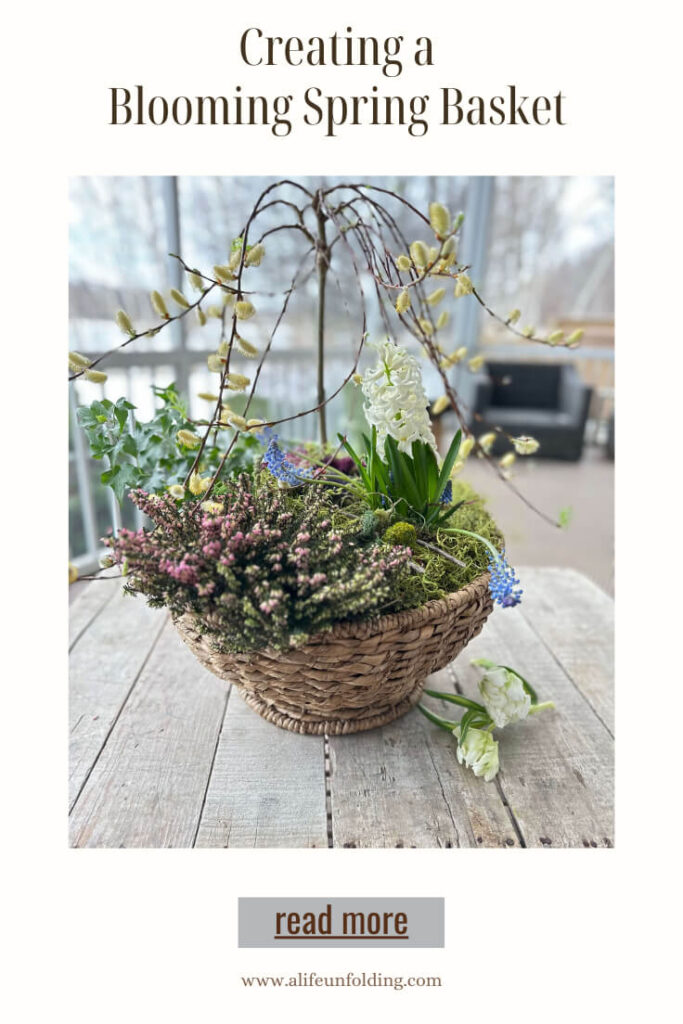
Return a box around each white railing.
[69,340,613,570]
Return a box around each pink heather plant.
[105,475,412,653]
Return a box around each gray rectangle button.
[238,898,444,948]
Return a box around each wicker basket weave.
[174,571,493,735]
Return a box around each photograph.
[68,174,614,849]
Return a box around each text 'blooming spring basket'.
[174,571,493,735]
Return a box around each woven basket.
[174,571,493,735]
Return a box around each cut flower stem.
[528,700,555,714]
[417,703,458,732]
[422,689,487,713]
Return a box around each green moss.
[385,480,502,609]
[265,475,501,613]
[384,521,418,547]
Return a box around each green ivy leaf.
[100,465,120,484]
[122,435,138,457]
[114,405,129,430]
[110,464,140,504]
[76,407,97,426]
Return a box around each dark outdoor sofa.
[470,361,592,461]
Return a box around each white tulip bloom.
[477,663,531,728]
[359,340,437,454]
[454,726,500,782]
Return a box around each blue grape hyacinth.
[261,435,315,487]
[254,424,276,446]
[487,550,523,607]
[440,479,453,504]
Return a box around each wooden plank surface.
[448,607,614,848]
[327,663,519,848]
[68,572,120,649]
[69,587,167,807]
[517,567,614,735]
[70,619,227,848]
[194,692,328,849]
[329,569,613,849]
[69,568,613,848]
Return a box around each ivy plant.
[76,383,260,503]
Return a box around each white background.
[3,1,682,1020]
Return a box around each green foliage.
[338,426,465,531]
[76,382,261,503]
[303,481,502,608]
[393,481,503,607]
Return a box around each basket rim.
[319,569,492,640]
[176,570,492,654]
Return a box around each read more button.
[277,904,408,940]
[238,898,444,948]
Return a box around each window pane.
[69,176,176,354]
[481,176,614,339]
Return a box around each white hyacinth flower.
[454,725,500,782]
[359,340,437,454]
[475,661,531,728]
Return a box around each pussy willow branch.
[70,182,315,384]
[383,225,561,526]
[243,196,372,434]
[313,189,330,445]
[331,192,438,293]
[200,243,366,501]
[170,252,310,299]
[335,194,471,295]
[252,213,370,434]
[68,281,219,381]
[471,287,570,347]
[200,243,318,499]
[257,222,317,246]
[330,183,578,350]
[325,182,431,228]
[74,179,575,531]
[327,187,562,528]
[241,190,372,437]
[331,205,395,341]
[239,247,316,422]
[183,249,321,433]
[250,196,313,222]
[183,179,311,486]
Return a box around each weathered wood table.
[69,567,614,848]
